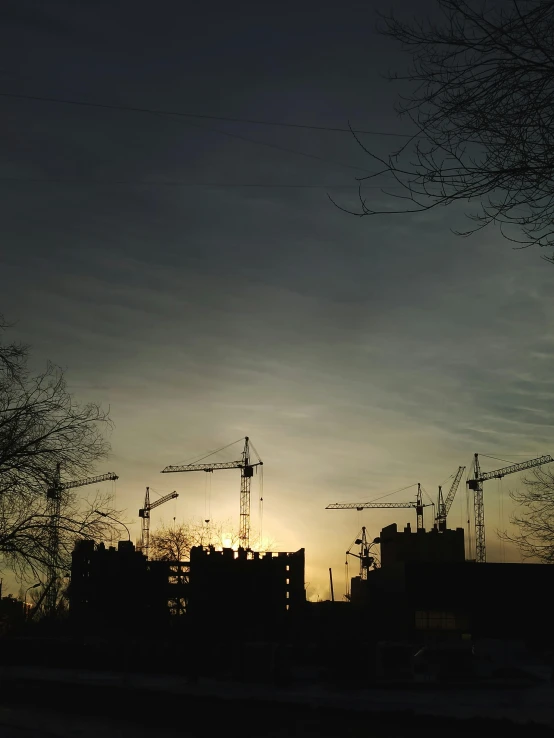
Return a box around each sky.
[2,0,554,599]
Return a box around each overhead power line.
[0,176,398,190]
[175,115,373,173]
[2,93,381,174]
[0,92,416,138]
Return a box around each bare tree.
[0,314,27,381]
[0,318,118,580]
[0,489,122,579]
[503,466,554,562]
[0,359,111,489]
[340,1,554,260]
[149,522,194,561]
[150,519,240,561]
[149,519,275,562]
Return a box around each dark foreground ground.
[0,668,553,738]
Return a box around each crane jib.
[472,454,553,483]
[160,437,263,549]
[161,460,263,474]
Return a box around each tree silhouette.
[149,519,275,561]
[0,317,119,580]
[149,519,240,561]
[503,466,554,562]
[340,1,554,260]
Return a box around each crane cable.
[368,482,419,504]
[459,473,465,531]
[185,437,245,466]
[248,439,262,464]
[464,456,475,560]
[204,472,212,523]
[466,485,473,561]
[438,470,456,488]
[480,454,517,465]
[345,558,350,601]
[258,465,264,550]
[498,478,506,563]
[420,485,435,506]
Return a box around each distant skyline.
[2,0,554,598]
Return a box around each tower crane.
[436,466,466,532]
[346,526,379,580]
[344,526,380,600]
[138,487,179,559]
[161,436,262,549]
[467,453,553,563]
[44,464,118,617]
[326,484,431,530]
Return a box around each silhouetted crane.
[161,437,262,549]
[326,484,431,530]
[44,465,118,616]
[139,487,179,559]
[467,453,553,563]
[346,526,379,579]
[436,466,466,532]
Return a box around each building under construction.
[189,546,305,625]
[69,514,554,647]
[35,515,554,684]
[69,539,305,638]
[69,540,180,632]
[63,447,554,681]
[349,521,554,643]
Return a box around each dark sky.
[2,0,554,597]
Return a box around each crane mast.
[326,485,431,531]
[346,527,377,581]
[161,436,262,549]
[138,487,179,559]
[471,453,485,563]
[240,437,254,548]
[436,466,465,532]
[416,484,424,531]
[45,465,118,617]
[467,453,553,563]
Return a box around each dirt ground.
[0,678,553,738]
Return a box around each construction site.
[3,439,554,687]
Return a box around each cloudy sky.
[2,0,554,598]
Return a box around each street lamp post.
[94,510,131,541]
[25,582,41,618]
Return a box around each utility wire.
[1,93,415,177]
[0,177,398,190]
[0,91,417,138]
[172,115,373,173]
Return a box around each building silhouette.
[69,540,305,640]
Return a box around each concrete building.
[69,541,305,639]
[379,522,465,568]
[69,540,173,632]
[188,546,306,635]
[350,522,554,643]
